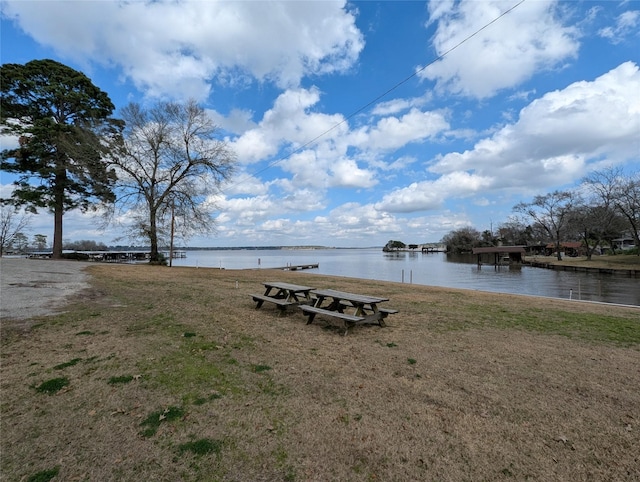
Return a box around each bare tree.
[112,100,236,263]
[613,171,640,254]
[0,205,30,256]
[514,191,576,260]
[578,168,632,258]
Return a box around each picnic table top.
[311,288,389,304]
[263,281,316,291]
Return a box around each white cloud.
[430,62,640,188]
[227,87,446,192]
[321,203,400,238]
[421,0,579,98]
[330,159,378,188]
[598,10,640,43]
[371,94,432,116]
[354,108,449,151]
[0,133,20,151]
[220,169,269,197]
[375,171,493,213]
[208,108,257,136]
[228,87,348,166]
[2,0,364,99]
[216,195,275,227]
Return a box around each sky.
[1,0,639,248]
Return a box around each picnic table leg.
[372,304,386,327]
[306,296,325,324]
[343,321,354,336]
[254,286,274,309]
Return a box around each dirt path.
[0,257,92,321]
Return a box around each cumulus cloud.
[420,0,579,98]
[226,86,448,192]
[375,171,493,213]
[353,108,449,151]
[430,61,640,186]
[2,0,364,99]
[319,203,400,238]
[372,62,639,214]
[228,87,348,166]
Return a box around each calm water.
[170,248,640,306]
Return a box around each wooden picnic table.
[300,288,397,334]
[251,281,315,313]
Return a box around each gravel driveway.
[0,257,92,320]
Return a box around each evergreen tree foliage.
[0,59,123,258]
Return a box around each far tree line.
[383,167,639,261]
[1,59,236,263]
[441,167,639,260]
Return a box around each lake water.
[170,248,640,306]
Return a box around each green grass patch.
[53,358,82,370]
[75,330,93,335]
[230,333,255,350]
[476,305,640,345]
[34,377,69,394]
[428,300,640,345]
[140,339,245,396]
[252,364,272,373]
[183,389,223,406]
[126,312,177,335]
[26,467,59,482]
[183,332,197,338]
[407,358,417,365]
[177,438,223,456]
[257,377,288,397]
[107,375,134,385]
[140,406,185,437]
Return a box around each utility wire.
[223,0,526,193]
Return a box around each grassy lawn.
[1,264,639,481]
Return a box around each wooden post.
[169,201,175,267]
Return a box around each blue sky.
[1,0,639,248]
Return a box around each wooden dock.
[262,263,319,271]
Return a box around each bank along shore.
[523,255,640,276]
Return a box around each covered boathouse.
[471,246,526,267]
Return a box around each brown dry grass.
[1,265,639,481]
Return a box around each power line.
[223,0,526,193]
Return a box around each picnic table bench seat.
[304,288,398,334]
[336,300,398,315]
[251,282,315,313]
[251,293,295,308]
[378,307,399,315]
[299,304,364,324]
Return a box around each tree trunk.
[52,168,66,259]
[555,234,562,261]
[149,208,160,264]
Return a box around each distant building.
[545,242,584,257]
[612,238,636,251]
[471,246,526,265]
